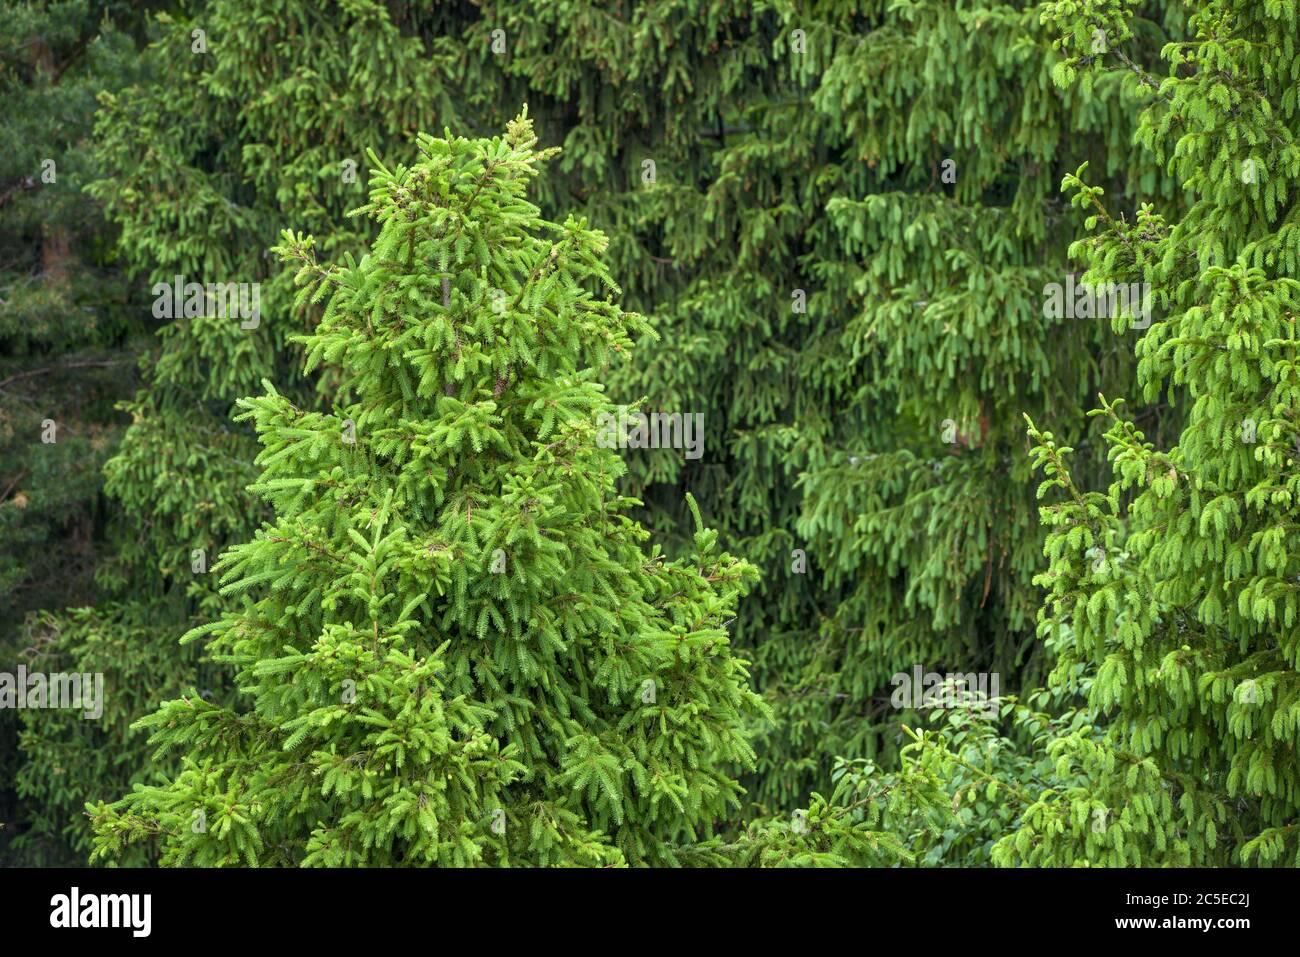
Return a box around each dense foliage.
[2,0,1297,868]
[89,117,766,865]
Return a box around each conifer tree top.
[88,112,763,867]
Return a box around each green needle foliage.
[88,116,764,867]
[15,0,1300,869]
[769,0,1300,868]
[14,0,470,863]
[712,0,1187,813]
[1002,0,1300,866]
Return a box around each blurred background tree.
[0,0,165,865]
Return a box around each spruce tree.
[773,0,1300,868]
[998,0,1300,866]
[15,0,473,862]
[88,116,764,867]
[579,0,1187,812]
[22,0,1250,865]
